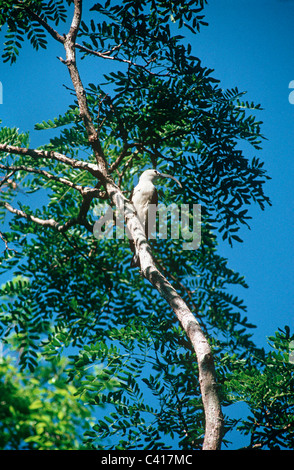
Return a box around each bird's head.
[139,169,182,187]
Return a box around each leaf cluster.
[219,327,294,449]
[0,353,93,449]
[0,0,69,63]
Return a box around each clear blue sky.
[194,0,294,349]
[0,0,293,449]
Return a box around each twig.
[0,170,17,189]
[2,200,90,234]
[20,1,65,43]
[0,231,17,255]
[75,42,168,76]
[109,143,131,173]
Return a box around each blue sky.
[0,0,293,449]
[193,0,294,348]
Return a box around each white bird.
[129,169,182,267]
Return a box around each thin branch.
[3,202,61,230]
[0,170,17,189]
[0,163,85,192]
[109,143,131,173]
[77,41,125,59]
[0,144,100,177]
[2,197,94,234]
[20,1,65,44]
[75,42,166,76]
[115,151,140,188]
[0,231,17,255]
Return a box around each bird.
[129,169,182,267]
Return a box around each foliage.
[0,0,71,63]
[0,350,93,449]
[0,0,290,451]
[220,327,294,449]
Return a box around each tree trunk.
[105,182,224,450]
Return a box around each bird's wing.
[130,184,142,202]
[145,187,158,239]
[150,187,158,207]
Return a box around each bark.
[106,182,224,450]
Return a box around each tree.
[1,0,290,451]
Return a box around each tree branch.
[76,41,125,60]
[109,143,131,173]
[20,1,65,44]
[0,163,86,192]
[0,144,100,177]
[0,230,17,254]
[104,180,224,450]
[0,170,17,189]
[62,0,107,175]
[75,42,162,76]
[2,194,95,234]
[3,202,61,230]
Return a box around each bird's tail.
[129,239,140,268]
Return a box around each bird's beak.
[159,173,182,188]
